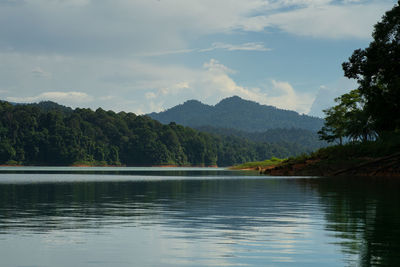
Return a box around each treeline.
[0,101,300,166]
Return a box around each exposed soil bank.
[259,152,400,176]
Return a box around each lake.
[0,167,399,267]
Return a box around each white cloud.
[261,2,392,39]
[138,49,196,57]
[198,59,264,103]
[0,49,319,114]
[197,59,315,113]
[0,0,395,117]
[159,82,190,95]
[140,42,270,57]
[142,83,191,101]
[145,92,157,100]
[98,95,115,101]
[203,59,236,75]
[0,0,393,61]
[0,0,272,55]
[139,59,315,114]
[95,58,273,113]
[199,42,271,52]
[31,67,51,78]
[0,50,323,114]
[266,80,315,114]
[308,77,357,117]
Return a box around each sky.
[0,0,397,117]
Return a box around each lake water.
[0,167,399,267]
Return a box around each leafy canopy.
[342,0,400,133]
[320,1,400,143]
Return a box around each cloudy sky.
[0,0,397,117]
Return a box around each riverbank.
[238,141,400,177]
[0,163,219,168]
[261,152,400,176]
[229,157,285,170]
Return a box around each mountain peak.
[148,96,324,132]
[182,99,205,106]
[219,95,242,102]
[216,95,259,108]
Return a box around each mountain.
[148,96,324,132]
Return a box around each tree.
[318,90,376,144]
[342,1,400,134]
[318,101,347,145]
[0,141,15,163]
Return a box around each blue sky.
[0,0,397,117]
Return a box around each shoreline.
[0,164,220,168]
[240,152,400,177]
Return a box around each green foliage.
[318,89,376,144]
[26,101,73,114]
[231,157,285,169]
[276,133,400,176]
[4,160,19,166]
[0,100,305,167]
[298,133,400,163]
[320,2,400,144]
[342,1,400,133]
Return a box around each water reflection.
[0,166,252,177]
[0,178,315,233]
[0,174,399,266]
[299,177,400,267]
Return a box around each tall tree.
[342,1,400,134]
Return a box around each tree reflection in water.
[299,177,400,267]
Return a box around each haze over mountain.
[195,126,326,150]
[148,96,324,132]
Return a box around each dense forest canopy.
[0,100,313,166]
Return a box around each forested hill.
[0,100,313,167]
[148,96,324,132]
[195,126,327,152]
[11,100,73,114]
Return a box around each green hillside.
[148,96,324,132]
[195,126,327,154]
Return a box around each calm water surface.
[0,167,399,267]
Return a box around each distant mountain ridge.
[195,125,326,151]
[148,96,324,132]
[11,100,73,114]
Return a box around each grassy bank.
[269,138,400,176]
[230,157,285,170]
[235,135,400,176]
